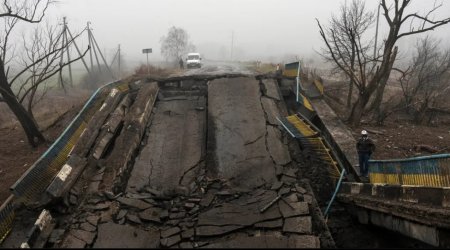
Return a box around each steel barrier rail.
[369,154,450,187]
[294,112,346,176]
[10,81,123,203]
[0,80,129,244]
[286,115,317,137]
[279,112,349,218]
[313,79,324,96]
[279,114,342,180]
[0,196,14,244]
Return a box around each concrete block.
[400,186,418,203]
[407,220,438,247]
[371,183,386,196]
[283,216,312,234]
[442,188,450,208]
[379,185,401,201]
[392,216,413,241]
[46,156,86,199]
[370,210,439,247]
[360,183,372,196]
[23,209,55,248]
[416,187,443,206]
[339,182,351,194]
[350,183,363,195]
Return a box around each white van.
[186,53,202,69]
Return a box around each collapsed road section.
[127,88,207,196]
[1,73,333,248]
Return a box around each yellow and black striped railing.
[278,114,343,180]
[369,154,450,187]
[0,196,14,245]
[313,79,324,96]
[283,61,300,78]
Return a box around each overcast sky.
[44,0,450,67]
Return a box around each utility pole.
[89,28,116,79]
[58,16,73,89]
[58,17,66,89]
[118,44,121,77]
[87,22,94,72]
[230,31,234,61]
[66,27,92,77]
[63,17,73,87]
[373,1,381,61]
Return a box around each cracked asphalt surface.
[127,96,207,194]
[208,77,276,189]
[2,62,332,248]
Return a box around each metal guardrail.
[369,154,450,187]
[278,114,343,180]
[0,196,14,244]
[278,113,348,217]
[313,79,324,96]
[0,80,128,244]
[10,80,125,203]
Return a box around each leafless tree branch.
[0,0,51,23]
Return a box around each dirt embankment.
[323,79,450,160]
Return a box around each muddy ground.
[322,79,450,160]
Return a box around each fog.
[40,0,450,70]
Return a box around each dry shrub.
[79,65,115,90]
[134,63,172,77]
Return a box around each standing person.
[179,58,184,69]
[356,130,375,178]
[275,63,283,85]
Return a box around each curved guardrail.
[369,153,450,187]
[10,80,127,203]
[0,80,128,244]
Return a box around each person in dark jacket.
[179,58,184,69]
[356,130,375,178]
[275,64,283,85]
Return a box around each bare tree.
[0,0,50,23]
[318,0,450,126]
[160,26,195,63]
[0,0,88,147]
[318,0,375,109]
[399,36,450,124]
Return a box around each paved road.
[127,96,206,194]
[207,77,276,189]
[173,60,254,77]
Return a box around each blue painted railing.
[369,153,450,187]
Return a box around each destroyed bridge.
[1,62,449,248]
